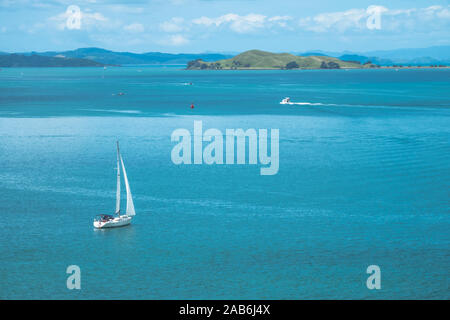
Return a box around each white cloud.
[437,8,450,19]
[124,23,144,33]
[190,13,295,33]
[269,15,292,21]
[49,8,108,31]
[298,5,450,33]
[167,34,189,46]
[419,5,450,19]
[381,5,450,32]
[86,13,108,23]
[268,15,293,28]
[299,8,369,32]
[192,13,267,33]
[160,17,186,33]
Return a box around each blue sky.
[0,0,449,53]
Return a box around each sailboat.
[93,142,136,229]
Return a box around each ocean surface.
[0,66,449,299]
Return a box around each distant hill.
[363,46,450,60]
[0,54,105,67]
[296,52,329,57]
[186,50,376,70]
[338,54,394,66]
[312,46,450,66]
[24,47,233,65]
[338,54,450,66]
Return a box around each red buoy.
[191,103,195,109]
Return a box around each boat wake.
[288,102,325,106]
[279,97,341,107]
[81,109,142,114]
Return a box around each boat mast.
[115,141,121,216]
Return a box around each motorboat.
[280,97,293,105]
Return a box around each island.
[0,54,107,67]
[187,50,379,70]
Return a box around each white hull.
[280,97,293,105]
[94,215,132,229]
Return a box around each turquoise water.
[0,67,449,299]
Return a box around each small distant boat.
[279,97,322,106]
[94,142,136,229]
[280,97,293,105]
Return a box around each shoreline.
[0,65,449,70]
[186,66,450,71]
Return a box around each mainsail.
[120,155,136,216]
[115,142,121,215]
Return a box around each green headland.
[187,49,378,70]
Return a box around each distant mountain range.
[0,54,105,67]
[297,46,450,66]
[17,47,233,65]
[0,46,449,67]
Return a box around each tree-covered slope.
[0,54,105,67]
[187,50,377,70]
[30,47,232,65]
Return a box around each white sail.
[120,155,135,216]
[115,142,121,215]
